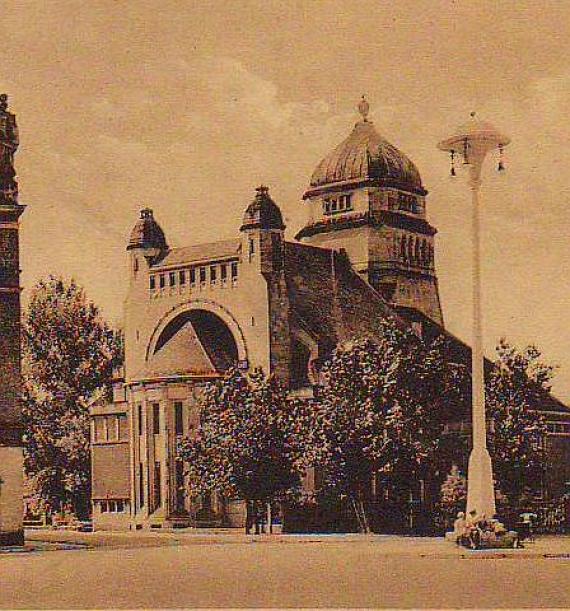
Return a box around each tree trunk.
[352,494,371,534]
[254,501,261,534]
[245,499,252,534]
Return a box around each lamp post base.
[466,446,496,518]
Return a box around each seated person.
[450,511,468,544]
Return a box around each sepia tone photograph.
[0,0,569,608]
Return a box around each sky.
[2,0,569,400]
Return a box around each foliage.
[306,322,467,530]
[23,276,122,518]
[178,368,304,528]
[487,339,551,507]
[436,464,467,529]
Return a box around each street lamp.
[438,113,510,518]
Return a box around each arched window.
[290,339,312,390]
[421,240,428,266]
[400,235,407,263]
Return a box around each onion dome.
[305,96,424,196]
[127,208,168,251]
[240,185,285,231]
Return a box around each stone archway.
[146,299,248,372]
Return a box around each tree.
[23,276,122,518]
[178,368,302,533]
[436,465,467,530]
[487,339,551,508]
[309,323,465,532]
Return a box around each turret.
[240,185,285,277]
[240,185,291,382]
[127,208,168,282]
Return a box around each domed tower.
[295,97,443,326]
[240,185,286,277]
[127,208,168,283]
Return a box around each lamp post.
[438,113,510,518]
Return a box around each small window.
[346,194,353,210]
[133,258,139,273]
[108,500,117,513]
[179,270,186,285]
[116,499,125,513]
[94,417,105,442]
[106,416,118,442]
[231,262,238,280]
[174,402,184,436]
[249,239,255,256]
[152,403,160,435]
[100,501,108,513]
[189,268,196,285]
[159,274,166,289]
[221,264,227,281]
[331,199,338,212]
[199,267,206,284]
[210,266,217,283]
[169,272,176,287]
[137,405,143,436]
[149,276,156,290]
[118,414,129,440]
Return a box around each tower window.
[221,264,227,283]
[149,275,156,290]
[231,262,238,281]
[210,265,217,284]
[159,274,166,289]
[189,268,196,285]
[179,270,186,285]
[199,267,206,284]
[169,272,176,287]
[323,193,353,216]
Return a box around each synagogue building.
[90,99,570,531]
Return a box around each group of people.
[448,509,520,549]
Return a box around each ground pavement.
[0,531,568,608]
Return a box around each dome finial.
[358,95,370,122]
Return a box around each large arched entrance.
[151,308,239,374]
